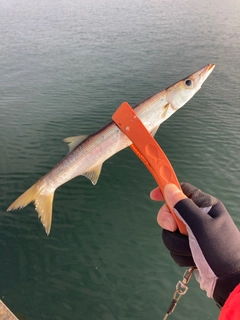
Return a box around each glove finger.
[181,182,219,208]
[162,229,196,267]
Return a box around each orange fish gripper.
[112,101,187,235]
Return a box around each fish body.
[7,64,215,234]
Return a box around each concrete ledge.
[0,300,18,320]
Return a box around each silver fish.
[7,64,215,234]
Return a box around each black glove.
[162,182,240,307]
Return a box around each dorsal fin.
[63,135,89,152]
[82,164,103,185]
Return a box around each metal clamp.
[163,267,196,319]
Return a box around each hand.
[150,183,187,231]
[150,183,240,307]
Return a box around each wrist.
[213,272,240,307]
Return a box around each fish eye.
[185,79,192,87]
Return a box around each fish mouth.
[199,63,215,82]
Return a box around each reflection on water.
[1,0,240,319]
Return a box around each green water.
[1,0,240,319]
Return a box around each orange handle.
[112,102,187,235]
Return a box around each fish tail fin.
[7,181,54,235]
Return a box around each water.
[1,0,240,319]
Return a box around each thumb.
[164,183,187,209]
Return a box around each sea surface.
[1,0,240,319]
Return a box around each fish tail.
[7,181,54,235]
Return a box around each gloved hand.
[151,182,240,307]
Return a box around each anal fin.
[83,164,103,185]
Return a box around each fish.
[7,64,215,235]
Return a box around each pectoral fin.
[83,164,103,185]
[160,103,170,119]
[150,125,160,138]
[63,135,89,152]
